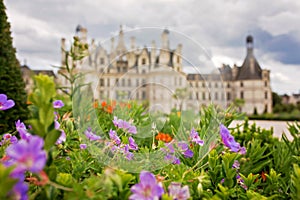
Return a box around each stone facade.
[281,93,300,105]
[58,26,272,114]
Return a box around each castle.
[58,26,272,114]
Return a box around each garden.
[1,73,300,200]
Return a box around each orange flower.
[106,105,113,114]
[101,101,107,107]
[127,103,131,109]
[155,132,172,143]
[261,171,267,182]
[93,101,99,108]
[177,111,181,117]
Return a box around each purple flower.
[15,120,31,141]
[178,142,194,158]
[161,142,175,154]
[53,100,64,109]
[232,160,240,169]
[129,137,138,150]
[84,127,101,141]
[119,144,134,160]
[168,182,190,200]
[182,149,194,158]
[220,124,245,153]
[128,125,137,134]
[130,171,164,200]
[112,116,120,127]
[54,120,60,129]
[10,181,28,200]
[9,170,28,200]
[0,94,15,110]
[240,146,246,155]
[165,153,180,165]
[221,178,225,184]
[80,144,87,149]
[109,129,121,145]
[112,116,137,134]
[0,134,18,146]
[6,135,47,173]
[117,119,130,129]
[161,143,181,164]
[56,130,66,145]
[190,128,204,146]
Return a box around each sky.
[4,0,300,95]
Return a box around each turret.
[246,35,253,56]
[246,35,255,74]
[116,25,127,56]
[161,29,169,49]
[151,40,156,67]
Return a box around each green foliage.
[27,74,61,150]
[291,164,300,200]
[0,0,28,133]
[1,60,300,199]
[0,164,18,199]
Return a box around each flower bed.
[1,75,300,200]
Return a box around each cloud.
[3,0,300,93]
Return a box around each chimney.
[130,36,136,50]
[161,29,169,49]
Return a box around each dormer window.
[142,58,146,65]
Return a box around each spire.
[116,25,127,55]
[236,35,262,80]
[246,35,253,55]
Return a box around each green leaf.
[27,119,46,137]
[56,173,74,187]
[0,164,18,199]
[44,129,61,151]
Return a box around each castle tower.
[159,29,170,66]
[115,25,127,56]
[161,29,169,50]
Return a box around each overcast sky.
[4,0,300,95]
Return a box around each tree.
[0,0,28,133]
[172,88,188,111]
[272,92,282,107]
